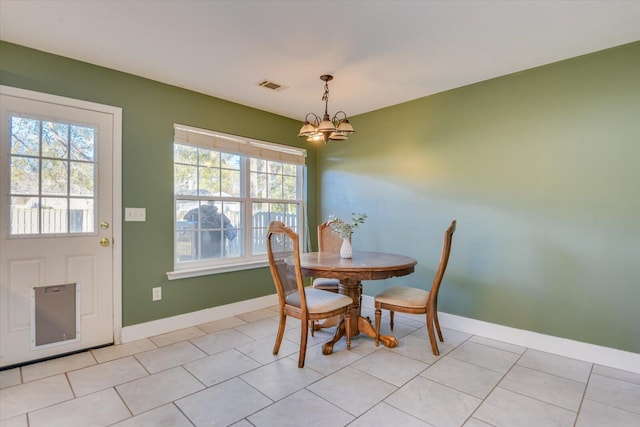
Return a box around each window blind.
[174,123,306,165]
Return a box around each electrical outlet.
[152,287,162,301]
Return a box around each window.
[170,124,306,278]
[9,115,97,236]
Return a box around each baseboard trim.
[360,295,640,374]
[122,294,638,375]
[121,294,278,343]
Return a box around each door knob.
[100,238,110,247]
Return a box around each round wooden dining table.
[298,251,417,354]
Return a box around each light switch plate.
[125,208,146,222]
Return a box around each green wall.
[0,41,318,327]
[2,40,639,353]
[320,42,640,353]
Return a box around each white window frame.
[167,124,306,280]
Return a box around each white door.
[0,89,117,367]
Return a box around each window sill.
[167,259,269,280]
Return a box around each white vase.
[340,238,352,259]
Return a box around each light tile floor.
[1,306,639,427]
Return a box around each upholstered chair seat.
[374,286,430,308]
[285,288,354,313]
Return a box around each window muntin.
[174,137,304,272]
[9,115,97,236]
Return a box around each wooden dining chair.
[374,220,456,356]
[267,221,353,368]
[311,221,345,293]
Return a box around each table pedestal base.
[322,315,398,355]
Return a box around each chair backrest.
[318,221,348,253]
[429,220,457,303]
[267,221,308,312]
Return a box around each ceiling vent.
[256,79,287,92]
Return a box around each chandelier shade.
[298,75,354,144]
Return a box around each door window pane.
[42,121,69,159]
[41,159,68,195]
[10,196,39,234]
[10,157,39,194]
[8,115,97,235]
[70,198,94,233]
[70,162,95,196]
[41,197,67,234]
[10,117,40,156]
[70,125,95,161]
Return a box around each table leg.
[357,315,398,348]
[322,318,345,355]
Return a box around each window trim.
[166,258,270,280]
[173,123,306,164]
[167,124,306,280]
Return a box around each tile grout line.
[572,362,595,427]
[463,342,527,426]
[380,332,476,426]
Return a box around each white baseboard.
[121,293,638,375]
[360,295,640,374]
[121,294,278,343]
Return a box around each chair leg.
[433,309,444,342]
[345,312,351,351]
[310,320,315,337]
[389,311,395,331]
[433,298,444,342]
[374,308,382,347]
[273,314,286,355]
[298,318,309,368]
[426,310,440,356]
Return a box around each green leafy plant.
[327,213,367,239]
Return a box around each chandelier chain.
[322,82,330,115]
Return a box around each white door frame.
[1,85,123,345]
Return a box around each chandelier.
[297,75,354,143]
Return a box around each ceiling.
[1,1,639,122]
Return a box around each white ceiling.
[1,1,639,122]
